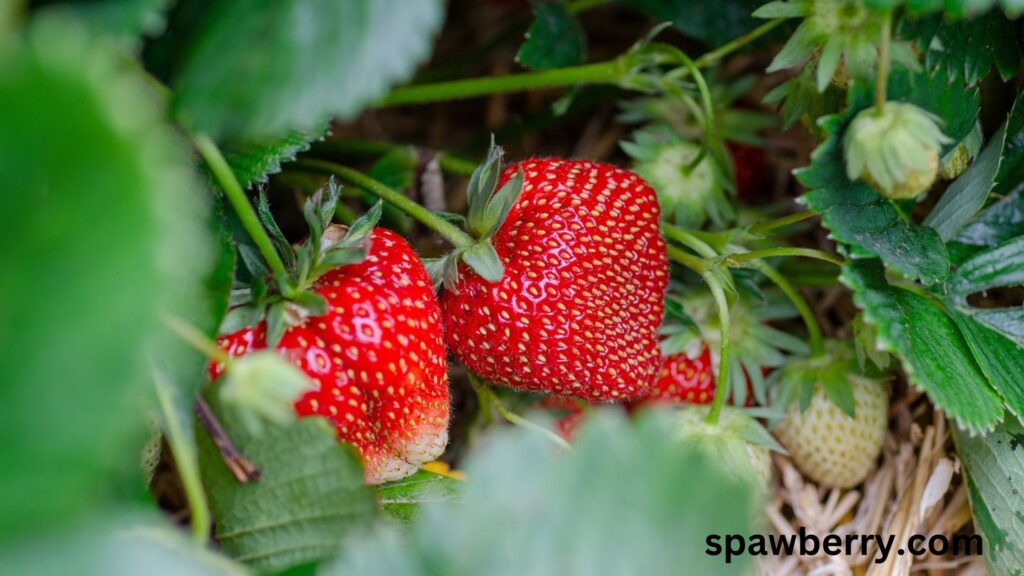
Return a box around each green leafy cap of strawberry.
[425,137,524,290]
[772,339,888,419]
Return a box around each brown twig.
[195,397,261,483]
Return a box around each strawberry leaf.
[842,259,1005,433]
[516,1,586,71]
[198,394,376,573]
[325,410,757,576]
[224,125,328,189]
[904,10,1022,86]
[377,470,462,524]
[954,419,1024,573]
[171,0,444,140]
[0,16,215,537]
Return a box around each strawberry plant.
[4,1,1024,574]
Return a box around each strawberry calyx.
[220,179,383,347]
[771,339,888,419]
[424,138,524,291]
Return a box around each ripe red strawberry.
[726,142,765,200]
[441,159,668,401]
[211,227,449,484]
[646,346,716,405]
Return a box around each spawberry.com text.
[705,527,982,564]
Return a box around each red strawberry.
[727,142,765,200]
[212,228,449,484]
[645,346,717,405]
[441,159,668,401]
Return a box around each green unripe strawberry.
[844,102,951,200]
[771,341,889,489]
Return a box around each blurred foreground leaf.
[0,16,212,538]
[172,0,444,140]
[325,410,755,576]
[377,470,461,524]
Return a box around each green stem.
[747,209,818,236]
[193,134,288,280]
[662,224,719,258]
[379,57,634,107]
[151,367,210,544]
[297,159,476,249]
[754,262,824,356]
[705,274,732,426]
[655,44,716,170]
[875,10,893,112]
[667,246,707,275]
[693,18,786,68]
[468,374,571,450]
[567,0,606,13]
[725,247,843,267]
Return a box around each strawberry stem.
[747,209,817,236]
[378,56,636,106]
[704,274,732,426]
[754,261,825,357]
[724,247,843,267]
[875,10,893,113]
[666,246,707,275]
[193,134,289,280]
[297,159,477,250]
[468,374,572,451]
[693,18,785,68]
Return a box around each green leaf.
[954,419,1024,573]
[952,312,1024,422]
[842,260,1003,433]
[956,185,1024,247]
[946,235,1024,345]
[224,125,328,189]
[377,470,462,524]
[198,395,376,573]
[0,16,214,538]
[516,1,586,71]
[620,0,776,47]
[925,123,1006,241]
[461,241,505,283]
[906,10,1022,86]
[324,409,757,576]
[0,515,250,576]
[172,0,444,140]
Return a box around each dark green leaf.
[924,123,1005,241]
[842,260,1003,433]
[172,0,444,140]
[619,0,772,47]
[516,1,586,71]
[906,10,1022,86]
[952,312,1024,422]
[956,184,1024,247]
[198,395,376,573]
[377,470,462,523]
[0,16,214,537]
[224,125,328,189]
[325,410,756,576]
[954,419,1024,573]
[948,235,1024,297]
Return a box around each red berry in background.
[727,142,765,200]
[646,346,716,405]
[211,229,449,484]
[442,159,669,401]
